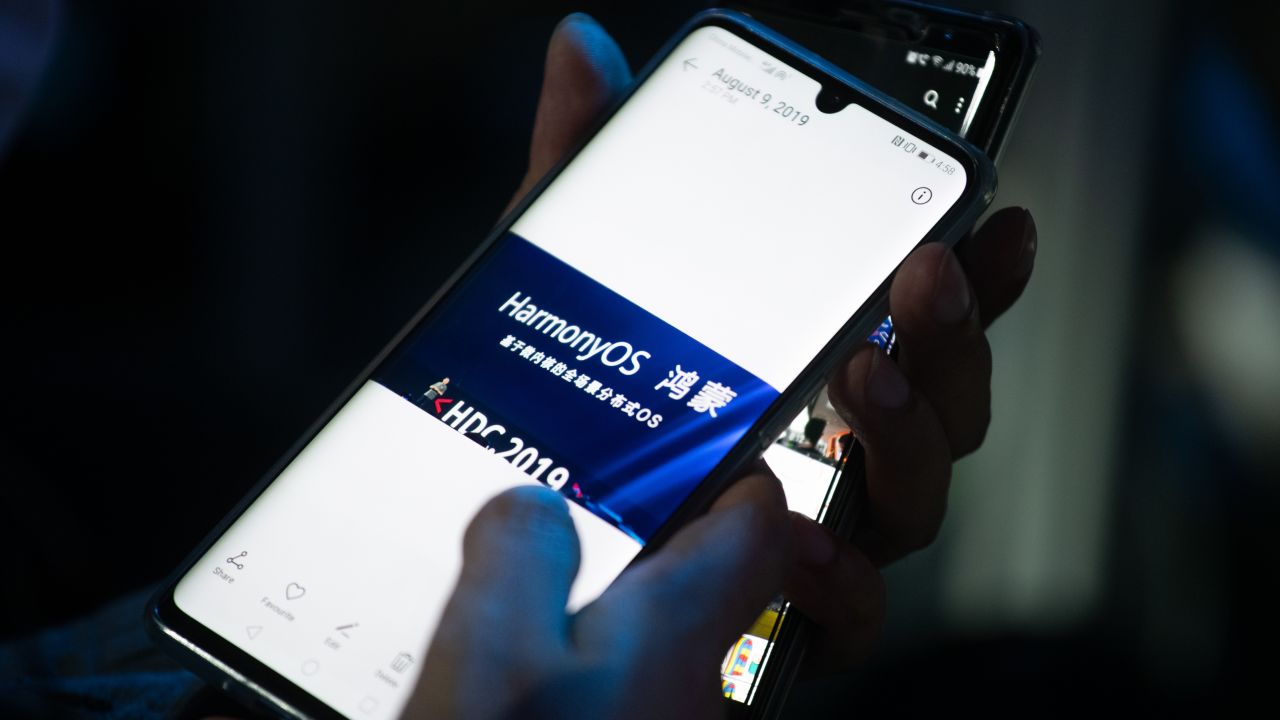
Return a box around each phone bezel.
[146,10,995,720]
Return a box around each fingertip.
[833,347,915,439]
[474,483,568,524]
[890,243,977,335]
[555,11,594,28]
[555,11,605,38]
[516,13,631,207]
[549,12,631,97]
[955,206,1038,326]
[932,246,974,326]
[711,470,792,564]
[790,512,837,568]
[464,485,575,564]
[890,241,949,316]
[978,206,1035,267]
[424,485,579,700]
[829,346,874,434]
[454,485,581,630]
[866,350,912,412]
[512,482,569,507]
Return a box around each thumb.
[506,13,631,212]
[412,485,580,719]
[577,469,792,669]
[449,484,581,643]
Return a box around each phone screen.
[169,22,968,719]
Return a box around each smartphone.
[714,2,1038,715]
[146,10,993,719]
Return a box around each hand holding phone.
[503,10,1040,708]
[408,473,791,719]
[413,19,1037,718]
[148,10,1028,720]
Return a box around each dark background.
[2,0,1277,716]
[0,0,682,628]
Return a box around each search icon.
[923,89,939,109]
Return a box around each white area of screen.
[514,26,965,390]
[763,443,837,518]
[172,24,967,720]
[174,383,640,720]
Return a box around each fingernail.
[1013,208,1038,280]
[933,249,972,325]
[867,351,910,410]
[791,513,836,567]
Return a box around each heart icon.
[285,582,306,600]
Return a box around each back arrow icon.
[683,58,698,71]
[433,397,453,414]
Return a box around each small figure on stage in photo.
[415,377,450,410]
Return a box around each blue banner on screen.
[374,233,780,543]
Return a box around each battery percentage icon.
[918,150,931,160]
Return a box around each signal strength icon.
[761,61,789,81]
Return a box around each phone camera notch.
[815,85,851,114]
